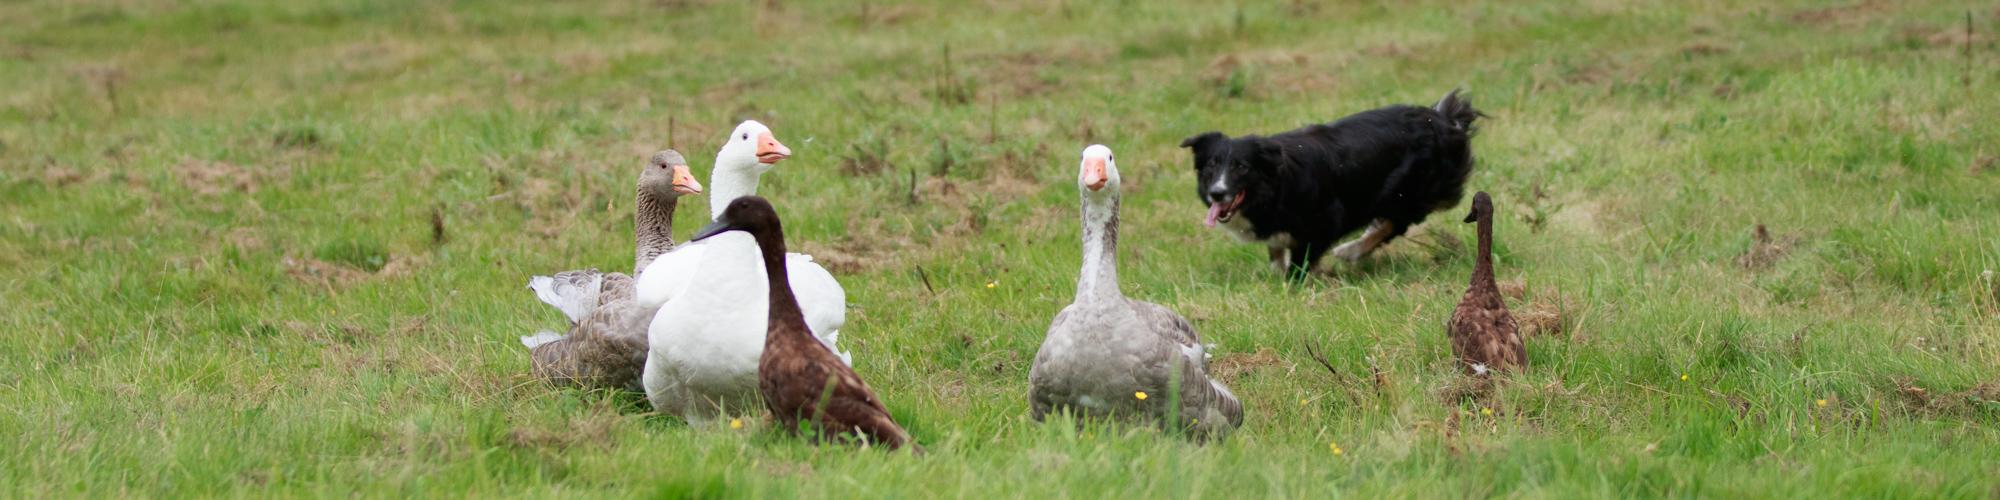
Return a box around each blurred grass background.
[1,0,1996,496]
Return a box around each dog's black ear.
[1180,132,1225,151]
[1253,139,1286,170]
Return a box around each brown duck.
[691,196,915,451]
[1448,191,1527,376]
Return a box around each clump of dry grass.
[1210,346,1285,381]
[1887,376,2000,419]
[1498,279,1577,338]
[1737,224,1795,270]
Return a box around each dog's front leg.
[1332,220,1395,262]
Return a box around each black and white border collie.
[1182,90,1483,277]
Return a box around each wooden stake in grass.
[1966,10,1975,90]
[914,265,936,296]
[932,137,953,176]
[937,43,952,105]
[430,205,447,245]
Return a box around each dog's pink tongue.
[1204,203,1226,228]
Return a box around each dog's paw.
[1332,241,1368,262]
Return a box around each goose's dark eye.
[741,133,749,140]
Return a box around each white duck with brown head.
[633,120,850,423]
[1028,145,1244,440]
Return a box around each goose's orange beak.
[1082,157,1108,191]
[756,132,790,164]
[670,164,703,194]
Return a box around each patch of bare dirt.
[1970,155,1995,175]
[284,256,370,288]
[1737,223,1797,269]
[852,2,924,26]
[1905,24,1988,48]
[226,227,266,253]
[283,254,425,290]
[174,159,277,196]
[1789,0,1893,28]
[1681,42,1730,56]
[1436,374,1496,403]
[1506,280,1579,338]
[1515,308,1563,338]
[794,239,880,274]
[913,168,1042,240]
[1549,198,1609,236]
[554,50,608,73]
[1215,49,1347,96]
[41,166,101,187]
[1210,347,1285,381]
[980,51,1064,99]
[837,138,891,177]
[1203,50,1311,82]
[375,254,427,278]
[1888,376,2000,418]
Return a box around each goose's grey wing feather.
[1128,300,1242,436]
[528,297,654,392]
[1027,306,1080,421]
[1130,300,1209,370]
[595,272,636,306]
[529,270,606,325]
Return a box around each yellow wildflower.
[1480,407,1494,416]
[1680,373,1689,382]
[986,281,997,289]
[1134,391,1148,401]
[1815,399,1828,408]
[729,418,744,430]
[1329,442,1344,455]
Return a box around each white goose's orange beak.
[1082,157,1108,191]
[755,132,790,164]
[670,164,703,194]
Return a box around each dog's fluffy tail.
[1433,89,1482,134]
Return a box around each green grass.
[4,0,1998,496]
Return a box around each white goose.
[1028,145,1244,440]
[635,120,849,422]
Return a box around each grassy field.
[3,0,1998,496]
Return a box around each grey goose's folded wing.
[528,269,608,325]
[1129,299,1210,370]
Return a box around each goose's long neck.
[709,164,762,220]
[633,188,677,273]
[1472,211,1495,285]
[1075,195,1122,303]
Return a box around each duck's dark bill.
[691,220,737,242]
